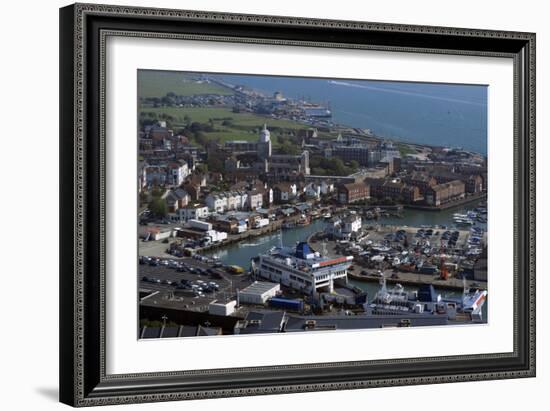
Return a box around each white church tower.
[258,123,272,159]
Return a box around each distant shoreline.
[208,74,487,158]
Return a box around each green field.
[140,106,309,144]
[138,70,313,146]
[397,143,418,157]
[138,70,233,98]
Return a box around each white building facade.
[168,162,189,186]
[256,243,352,294]
[170,205,210,222]
[247,191,263,210]
[206,194,229,213]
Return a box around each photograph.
[137,70,489,338]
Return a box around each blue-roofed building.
[254,242,353,295]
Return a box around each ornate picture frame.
[59,3,535,407]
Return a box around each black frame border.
[60,3,536,407]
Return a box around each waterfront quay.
[405,192,487,211]
[178,219,283,253]
[139,204,334,259]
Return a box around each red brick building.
[425,180,465,206]
[337,182,370,204]
[367,178,421,203]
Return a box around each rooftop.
[226,140,255,145]
[340,182,369,190]
[284,313,448,331]
[240,281,280,295]
[235,311,287,334]
[431,179,465,191]
[263,242,353,271]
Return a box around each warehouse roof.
[239,281,280,295]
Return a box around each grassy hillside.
[139,106,307,144]
[397,143,418,157]
[138,70,233,98]
[138,71,312,147]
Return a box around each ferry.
[301,104,332,118]
[253,242,353,295]
[462,287,488,322]
[364,276,487,323]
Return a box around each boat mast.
[462,276,468,303]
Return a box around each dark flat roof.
[141,326,162,339]
[284,314,448,332]
[160,327,179,338]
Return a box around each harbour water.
[205,202,485,267]
[205,218,327,268]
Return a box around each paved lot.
[361,225,474,249]
[138,239,174,258]
[138,257,255,312]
